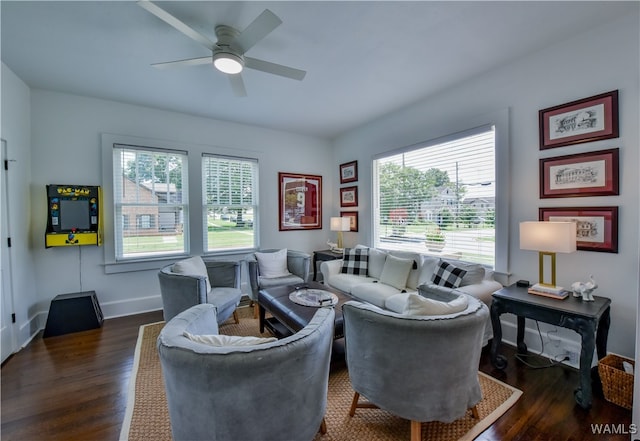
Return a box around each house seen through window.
[373,127,496,266]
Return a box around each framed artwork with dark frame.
[539,90,618,150]
[340,186,358,207]
[339,160,358,184]
[278,172,322,231]
[340,211,359,232]
[540,148,619,199]
[539,206,618,253]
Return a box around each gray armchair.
[342,298,489,441]
[247,249,311,302]
[157,303,335,441]
[158,257,243,324]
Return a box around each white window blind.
[373,127,496,266]
[112,144,188,260]
[202,154,258,252]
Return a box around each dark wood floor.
[1,310,632,441]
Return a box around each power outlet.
[564,348,579,365]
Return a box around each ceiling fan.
[138,0,306,97]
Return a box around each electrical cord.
[514,320,570,369]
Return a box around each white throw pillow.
[403,292,469,316]
[172,256,212,293]
[255,249,291,278]
[443,260,485,286]
[184,332,277,346]
[379,255,414,290]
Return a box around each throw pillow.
[172,256,212,293]
[443,260,485,286]
[341,247,369,276]
[431,259,467,288]
[379,254,414,290]
[403,292,469,316]
[255,249,291,278]
[184,332,277,346]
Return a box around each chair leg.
[349,392,360,417]
[471,404,479,419]
[319,417,327,434]
[233,309,239,324]
[410,420,422,441]
[253,302,259,319]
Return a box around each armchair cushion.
[255,248,291,278]
[431,259,467,288]
[403,292,469,316]
[172,255,211,293]
[183,332,277,346]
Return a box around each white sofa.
[320,246,502,344]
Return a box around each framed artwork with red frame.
[339,160,358,184]
[340,186,358,207]
[539,206,618,253]
[539,90,618,150]
[278,172,322,231]
[539,148,618,199]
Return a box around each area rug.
[120,307,522,441]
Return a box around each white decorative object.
[571,275,598,302]
[289,289,338,307]
[326,239,343,254]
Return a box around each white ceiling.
[1,1,635,139]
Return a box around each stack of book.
[527,283,569,300]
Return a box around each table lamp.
[330,217,351,250]
[519,221,577,295]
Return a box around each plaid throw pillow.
[431,259,467,288]
[341,247,369,276]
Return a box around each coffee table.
[258,282,351,339]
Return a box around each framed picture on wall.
[539,90,618,150]
[339,160,358,184]
[278,172,322,231]
[340,211,359,232]
[539,206,618,253]
[539,148,619,198]
[340,186,358,207]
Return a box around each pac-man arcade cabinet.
[45,185,103,248]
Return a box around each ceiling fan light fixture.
[212,52,244,74]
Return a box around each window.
[202,154,258,252]
[112,144,188,261]
[373,126,496,266]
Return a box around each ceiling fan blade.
[151,56,211,69]
[244,57,306,81]
[228,74,248,97]
[233,9,282,53]
[138,0,215,50]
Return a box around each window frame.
[202,153,259,254]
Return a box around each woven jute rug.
[120,306,522,441]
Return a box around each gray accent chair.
[342,298,489,441]
[157,303,335,441]
[158,259,242,324]
[247,249,311,302]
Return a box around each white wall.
[1,63,38,346]
[332,14,639,359]
[28,90,332,321]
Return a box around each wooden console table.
[489,284,611,409]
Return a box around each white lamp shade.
[519,221,577,253]
[330,217,351,231]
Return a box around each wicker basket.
[598,354,634,410]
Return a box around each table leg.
[573,317,598,409]
[313,254,319,281]
[490,300,507,369]
[259,304,266,333]
[596,307,610,360]
[516,316,528,355]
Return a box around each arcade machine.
[43,185,104,337]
